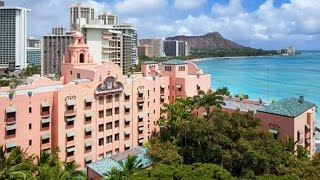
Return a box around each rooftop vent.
[298,96,304,104]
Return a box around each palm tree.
[0,146,35,180]
[194,89,225,116]
[103,155,143,180]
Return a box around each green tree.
[0,146,35,180]
[193,89,225,115]
[215,86,230,96]
[147,141,183,165]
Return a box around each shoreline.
[187,55,276,62]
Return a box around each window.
[106,122,112,130]
[42,138,49,144]
[106,109,112,116]
[115,148,119,154]
[29,107,32,113]
[99,153,104,159]
[99,124,104,132]
[115,133,119,141]
[85,102,91,108]
[115,107,119,115]
[106,95,112,103]
[85,116,91,122]
[70,71,72,75]
[148,90,150,96]
[297,131,301,142]
[77,73,80,79]
[138,103,143,110]
[99,96,104,105]
[138,93,143,98]
[85,145,92,152]
[115,94,119,102]
[106,151,112,157]
[67,146,74,157]
[125,133,130,139]
[29,140,32,146]
[154,110,156,114]
[42,122,50,129]
[99,138,104,146]
[125,120,130,126]
[99,110,104,118]
[125,94,130,100]
[115,120,119,128]
[154,88,155,92]
[67,136,74,142]
[7,129,16,136]
[85,131,92,137]
[29,123,32,130]
[125,108,130,113]
[66,120,74,126]
[106,135,112,144]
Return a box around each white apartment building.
[70,4,94,30]
[98,13,119,26]
[0,4,30,70]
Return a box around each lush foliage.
[104,155,143,180]
[135,87,320,179]
[20,65,41,77]
[0,146,85,179]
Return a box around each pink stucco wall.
[0,32,211,170]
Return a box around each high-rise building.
[138,45,154,57]
[98,13,118,26]
[27,48,41,67]
[70,4,94,30]
[0,5,30,70]
[41,28,73,75]
[27,38,41,48]
[0,1,4,6]
[139,39,164,57]
[164,40,179,56]
[164,40,189,57]
[79,18,133,75]
[114,23,138,66]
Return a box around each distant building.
[98,13,118,26]
[27,38,41,48]
[278,46,296,55]
[164,40,179,56]
[0,5,30,70]
[27,47,41,67]
[41,27,73,75]
[0,1,4,7]
[139,39,164,57]
[114,23,138,65]
[138,45,154,57]
[70,4,94,30]
[256,96,316,157]
[52,27,67,36]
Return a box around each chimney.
[298,96,304,104]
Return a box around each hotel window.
[106,122,112,130]
[98,138,104,146]
[85,142,92,152]
[106,135,112,144]
[138,103,143,110]
[115,94,120,102]
[125,94,130,101]
[148,90,150,96]
[6,124,16,136]
[42,121,50,129]
[115,120,119,128]
[297,131,301,142]
[99,124,104,132]
[99,110,104,118]
[106,151,112,157]
[85,130,92,137]
[115,148,119,154]
[138,93,143,98]
[66,118,74,126]
[85,102,91,109]
[99,153,104,159]
[99,96,104,105]
[115,107,119,115]
[115,133,119,141]
[42,138,50,144]
[66,146,75,157]
[29,107,32,113]
[125,107,130,113]
[29,123,32,130]
[106,109,113,116]
[29,140,32,146]
[106,95,112,103]
[77,73,80,79]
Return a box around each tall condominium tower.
[0,1,4,6]
[0,4,30,70]
[98,13,118,26]
[139,39,164,57]
[114,23,138,66]
[41,28,73,75]
[70,4,94,30]
[164,40,189,57]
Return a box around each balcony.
[41,111,50,117]
[65,109,77,116]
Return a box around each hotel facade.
[0,32,211,169]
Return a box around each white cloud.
[212,0,244,17]
[174,0,206,10]
[114,0,167,15]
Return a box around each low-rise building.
[0,32,211,169]
[256,96,316,156]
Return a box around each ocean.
[193,51,320,121]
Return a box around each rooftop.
[257,97,315,118]
[87,147,151,176]
[0,84,63,97]
[162,59,187,65]
[142,61,158,65]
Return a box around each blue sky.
[5,0,320,50]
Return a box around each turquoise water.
[193,52,320,120]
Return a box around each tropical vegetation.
[0,146,85,179]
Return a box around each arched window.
[80,53,84,63]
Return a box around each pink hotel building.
[0,32,211,168]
